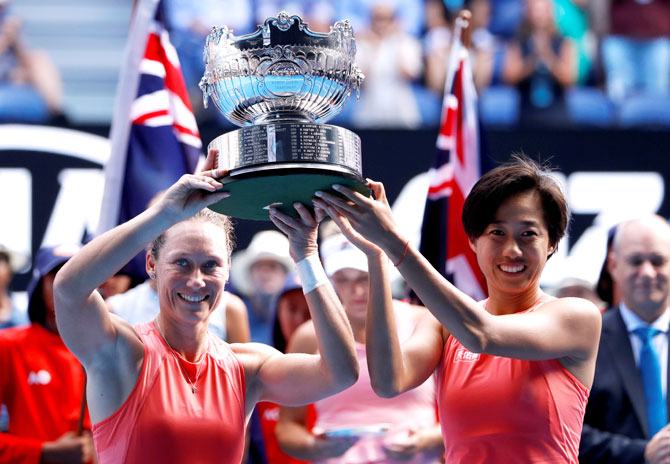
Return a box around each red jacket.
[0,323,90,464]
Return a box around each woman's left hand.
[269,203,325,262]
[315,180,402,254]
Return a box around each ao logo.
[392,170,665,289]
[0,125,109,275]
[28,370,52,385]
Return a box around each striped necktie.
[634,327,667,436]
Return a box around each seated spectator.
[552,0,594,85]
[230,230,294,345]
[601,0,670,102]
[502,0,576,125]
[0,245,95,463]
[422,0,453,95]
[0,0,64,123]
[276,235,444,464]
[352,1,424,128]
[0,244,28,329]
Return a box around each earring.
[150,273,156,280]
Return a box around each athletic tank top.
[436,295,589,463]
[92,322,246,464]
[314,301,440,464]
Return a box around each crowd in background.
[0,0,669,128]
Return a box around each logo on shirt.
[454,348,480,362]
[28,370,52,385]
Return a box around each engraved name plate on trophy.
[199,12,367,220]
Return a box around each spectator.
[276,234,443,464]
[601,0,670,102]
[422,0,453,95]
[553,0,594,84]
[502,0,577,125]
[230,230,294,345]
[0,244,28,329]
[257,273,314,464]
[580,216,670,463]
[0,245,95,464]
[352,1,424,128]
[0,0,64,123]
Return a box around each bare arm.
[274,323,358,460]
[316,201,446,397]
[235,203,358,411]
[225,293,250,344]
[316,182,601,385]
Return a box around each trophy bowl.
[200,12,369,220]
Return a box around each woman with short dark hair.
[315,156,601,463]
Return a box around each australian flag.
[419,15,487,300]
[98,0,201,278]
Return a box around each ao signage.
[0,124,666,292]
[0,124,109,289]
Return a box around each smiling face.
[147,220,230,325]
[609,218,670,322]
[470,190,555,299]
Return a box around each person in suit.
[580,215,670,463]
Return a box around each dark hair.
[462,155,569,252]
[149,209,235,261]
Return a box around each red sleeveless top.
[436,295,589,463]
[92,322,246,464]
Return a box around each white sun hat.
[230,230,295,296]
[320,234,368,277]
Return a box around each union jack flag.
[98,0,201,277]
[419,17,487,300]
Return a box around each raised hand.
[269,202,325,262]
[196,147,220,174]
[315,179,402,253]
[313,197,382,258]
[156,169,229,223]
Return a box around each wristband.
[296,253,329,294]
[394,240,410,267]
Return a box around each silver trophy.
[200,12,367,220]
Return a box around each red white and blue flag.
[98,0,201,277]
[419,17,487,300]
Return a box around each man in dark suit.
[580,215,670,463]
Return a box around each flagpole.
[440,10,472,120]
[97,0,160,235]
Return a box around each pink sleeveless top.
[92,322,246,464]
[314,301,440,464]
[436,295,589,464]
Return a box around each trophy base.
[208,164,369,221]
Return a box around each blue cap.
[27,244,80,323]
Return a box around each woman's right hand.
[156,168,229,223]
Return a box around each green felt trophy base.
[208,168,370,221]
